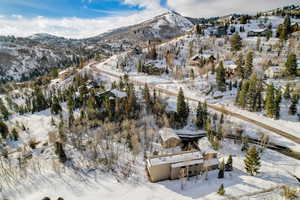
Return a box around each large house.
[146,150,218,182]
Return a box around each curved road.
[90,64,300,146]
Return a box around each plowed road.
[90,64,300,145]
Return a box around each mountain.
[0,11,196,82]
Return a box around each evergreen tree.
[67,96,75,113]
[32,88,48,112]
[284,84,291,100]
[275,90,282,119]
[125,84,138,119]
[50,96,62,115]
[86,94,98,120]
[285,54,297,77]
[244,51,254,78]
[55,142,67,163]
[230,33,242,51]
[238,81,250,108]
[265,84,276,118]
[68,110,75,128]
[0,99,10,120]
[196,102,206,129]
[218,160,225,179]
[225,155,233,171]
[216,61,226,91]
[143,84,152,110]
[11,128,19,141]
[244,146,261,176]
[283,15,291,34]
[289,93,298,115]
[0,120,8,139]
[217,184,225,195]
[195,24,203,35]
[176,88,189,126]
[247,73,263,112]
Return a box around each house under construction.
[146,150,218,182]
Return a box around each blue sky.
[0,0,167,18]
[0,0,297,38]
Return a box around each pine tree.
[238,81,250,108]
[125,84,138,119]
[247,73,263,112]
[289,93,298,115]
[225,155,233,171]
[195,24,202,35]
[285,54,297,77]
[11,128,19,141]
[55,142,67,163]
[230,32,242,51]
[244,146,261,176]
[51,96,62,115]
[275,90,282,119]
[176,88,189,126]
[0,99,10,121]
[284,84,292,100]
[218,160,225,179]
[265,84,276,118]
[33,88,48,112]
[216,61,226,91]
[68,109,75,128]
[217,184,225,195]
[196,102,203,129]
[283,15,291,34]
[67,96,74,113]
[143,84,152,111]
[244,51,254,78]
[0,120,8,139]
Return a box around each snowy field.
[4,138,299,200]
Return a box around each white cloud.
[166,0,299,18]
[0,0,297,38]
[0,1,166,39]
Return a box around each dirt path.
[90,64,300,146]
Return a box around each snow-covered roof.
[223,60,237,69]
[148,151,203,166]
[110,89,127,98]
[159,128,180,142]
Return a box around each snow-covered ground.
[4,138,299,200]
